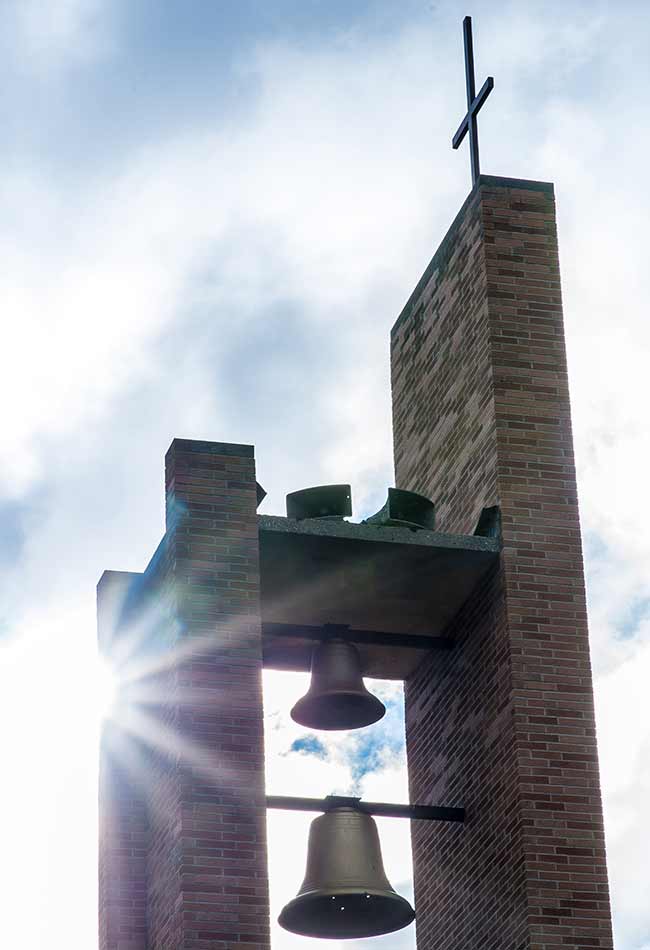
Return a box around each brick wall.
[98,571,150,950]
[392,176,613,949]
[98,439,271,950]
[98,758,149,950]
[392,183,497,536]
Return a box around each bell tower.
[98,173,615,950]
[97,22,614,950]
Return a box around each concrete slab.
[259,515,500,679]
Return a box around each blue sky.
[1,1,650,948]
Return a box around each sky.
[0,0,649,947]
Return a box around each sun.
[95,655,118,722]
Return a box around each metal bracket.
[266,794,465,823]
[262,622,454,652]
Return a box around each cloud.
[4,0,114,68]
[289,735,329,759]
[0,22,448,500]
[595,641,650,950]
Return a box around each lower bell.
[278,805,415,939]
[290,638,385,731]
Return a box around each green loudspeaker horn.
[364,488,435,530]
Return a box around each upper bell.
[278,804,415,939]
[290,638,385,731]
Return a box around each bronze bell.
[278,805,415,939]
[290,638,385,730]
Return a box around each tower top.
[452,16,494,186]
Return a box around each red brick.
[392,177,613,950]
[98,440,270,950]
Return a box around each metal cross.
[452,16,494,187]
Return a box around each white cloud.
[596,642,650,949]
[0,17,462,501]
[2,0,114,69]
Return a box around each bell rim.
[278,887,415,939]
[290,689,386,731]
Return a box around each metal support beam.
[266,794,465,823]
[262,622,454,652]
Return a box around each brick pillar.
[391,176,614,949]
[149,439,270,950]
[98,571,149,950]
[98,440,271,950]
[98,755,149,950]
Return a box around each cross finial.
[452,16,494,187]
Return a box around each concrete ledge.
[259,516,500,678]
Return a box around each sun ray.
[110,701,244,791]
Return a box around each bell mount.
[266,793,465,823]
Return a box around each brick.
[391,176,613,950]
[98,440,270,950]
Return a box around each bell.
[290,638,385,730]
[279,805,415,939]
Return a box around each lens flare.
[95,656,117,722]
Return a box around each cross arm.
[452,75,495,150]
[452,113,469,151]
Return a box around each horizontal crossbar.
[262,622,454,652]
[452,75,494,149]
[266,794,465,823]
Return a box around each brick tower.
[98,175,614,950]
